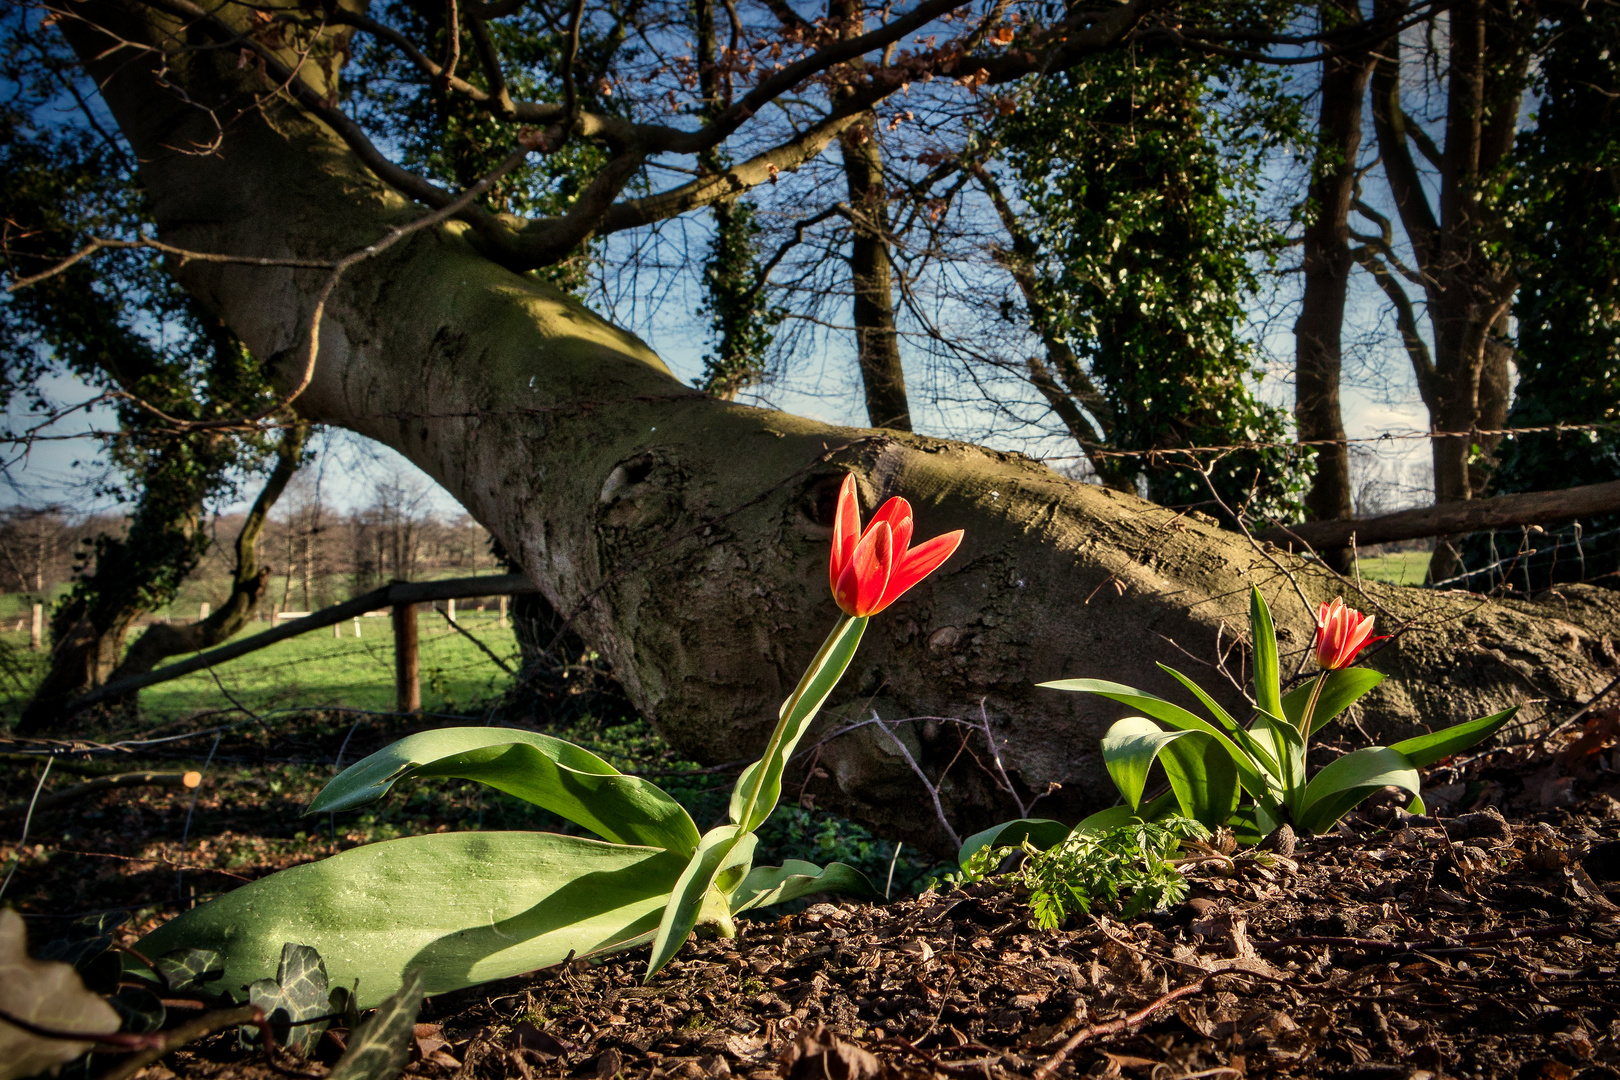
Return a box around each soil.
[5,708,1620,1080]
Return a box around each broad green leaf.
[646,826,755,980]
[1040,678,1270,801]
[1070,804,1141,836]
[1227,800,1282,846]
[956,819,1071,866]
[1070,791,1178,836]
[1160,730,1241,829]
[1389,707,1518,768]
[137,832,687,1008]
[731,616,867,834]
[1250,709,1305,808]
[731,861,876,913]
[307,729,699,856]
[1249,587,1284,720]
[1280,669,1386,735]
[327,969,425,1080]
[1156,664,1281,779]
[109,986,165,1034]
[1101,717,1198,812]
[1297,747,1421,834]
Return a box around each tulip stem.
[1299,670,1329,750]
[731,613,860,833]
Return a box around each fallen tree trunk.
[52,0,1620,853]
[1259,479,1620,552]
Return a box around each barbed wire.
[4,401,1615,458]
[1425,522,1620,590]
[1032,418,1620,463]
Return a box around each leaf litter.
[4,720,1620,1080]
[101,802,1619,1080]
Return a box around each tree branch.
[1259,479,1620,550]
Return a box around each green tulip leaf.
[307,728,700,856]
[1388,707,1518,768]
[731,616,867,834]
[1281,669,1387,735]
[1043,679,1269,801]
[1160,728,1241,829]
[956,819,1071,866]
[137,832,687,1008]
[1070,791,1178,836]
[731,860,876,914]
[1071,804,1141,836]
[1101,717,1199,812]
[1250,708,1305,806]
[1227,800,1282,846]
[1249,587,1284,720]
[1297,746,1421,834]
[1156,664,1281,778]
[647,826,757,980]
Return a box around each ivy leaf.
[327,969,425,1080]
[109,986,166,1034]
[155,946,225,996]
[0,908,121,1080]
[246,943,332,1056]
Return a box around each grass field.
[0,610,519,720]
[1355,550,1432,585]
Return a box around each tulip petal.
[868,497,914,556]
[830,475,861,596]
[836,521,894,616]
[875,529,963,610]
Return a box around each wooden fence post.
[498,595,508,628]
[393,600,420,713]
[30,603,43,651]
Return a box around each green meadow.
[0,610,519,720]
[1355,550,1432,586]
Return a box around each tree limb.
[1258,479,1620,550]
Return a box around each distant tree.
[1458,0,1620,591]
[1363,0,1538,581]
[992,44,1309,519]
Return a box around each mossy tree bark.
[57,0,1620,851]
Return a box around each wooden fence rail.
[65,574,539,717]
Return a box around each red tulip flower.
[1313,598,1388,670]
[829,475,963,617]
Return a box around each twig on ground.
[1033,978,1212,1080]
[867,711,961,850]
[0,770,199,821]
[1533,671,1620,751]
[0,757,52,902]
[93,1004,264,1080]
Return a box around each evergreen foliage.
[996,47,1308,519]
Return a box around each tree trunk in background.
[104,424,308,688]
[52,0,1620,853]
[841,120,911,431]
[1472,311,1515,499]
[1371,0,1526,583]
[1294,0,1374,573]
